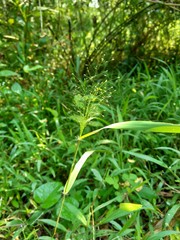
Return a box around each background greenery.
[0,0,180,239]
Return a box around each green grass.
[0,63,180,239]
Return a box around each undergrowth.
[0,62,180,239]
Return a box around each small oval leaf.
[11,82,22,94]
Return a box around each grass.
[0,62,180,239]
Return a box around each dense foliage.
[0,0,180,239]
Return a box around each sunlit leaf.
[79,121,180,140]
[148,125,180,133]
[120,203,142,212]
[63,151,94,195]
[103,121,172,131]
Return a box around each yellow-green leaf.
[120,203,142,212]
[63,151,94,195]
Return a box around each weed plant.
[0,62,180,239]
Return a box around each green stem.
[53,194,66,237]
[54,132,83,236]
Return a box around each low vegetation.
[0,1,179,239]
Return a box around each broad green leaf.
[11,82,22,94]
[123,150,168,168]
[0,70,19,77]
[23,64,43,73]
[120,203,142,212]
[33,182,62,209]
[163,204,180,228]
[146,230,180,240]
[38,219,67,232]
[63,151,94,195]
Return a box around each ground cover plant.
[0,0,180,239]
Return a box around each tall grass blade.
[80,121,180,140]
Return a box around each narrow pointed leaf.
[123,151,168,168]
[146,230,180,240]
[98,209,130,225]
[163,204,180,228]
[38,219,67,232]
[119,212,138,235]
[79,129,102,140]
[0,70,19,77]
